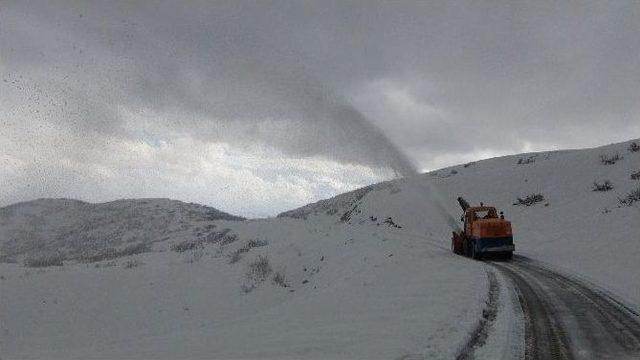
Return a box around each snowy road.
[491,256,640,359]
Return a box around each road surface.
[491,256,640,359]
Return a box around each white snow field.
[1,138,638,359]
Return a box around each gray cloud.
[1,1,639,214]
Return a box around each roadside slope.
[281,138,640,306]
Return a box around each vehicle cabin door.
[464,211,474,236]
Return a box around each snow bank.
[0,215,486,359]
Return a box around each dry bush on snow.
[241,256,273,293]
[629,142,640,152]
[219,233,239,246]
[203,229,232,244]
[24,253,65,267]
[619,187,640,206]
[513,193,545,206]
[600,153,622,165]
[228,240,268,264]
[272,271,288,287]
[80,243,150,263]
[171,229,237,253]
[246,256,272,281]
[592,180,613,192]
[170,239,202,253]
[517,156,535,165]
[246,239,268,248]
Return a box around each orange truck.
[451,197,514,260]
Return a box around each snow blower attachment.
[451,197,514,260]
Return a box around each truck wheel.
[504,252,513,260]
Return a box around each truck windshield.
[474,210,497,219]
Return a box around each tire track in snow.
[455,268,500,360]
[493,256,640,359]
[491,261,572,360]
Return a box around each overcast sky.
[2,1,639,217]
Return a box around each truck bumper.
[482,244,515,253]
[473,236,514,254]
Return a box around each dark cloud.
[2,1,639,213]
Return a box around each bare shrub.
[170,230,240,254]
[227,239,267,264]
[246,239,268,248]
[240,256,273,293]
[170,239,202,253]
[340,204,361,223]
[619,187,640,206]
[119,243,150,256]
[600,153,622,165]
[592,180,613,192]
[24,253,64,267]
[219,233,238,246]
[203,229,231,244]
[517,156,535,165]
[513,193,545,206]
[273,271,288,287]
[629,142,640,152]
[80,243,150,262]
[79,248,118,263]
[631,170,640,180]
[383,217,402,228]
[246,256,272,281]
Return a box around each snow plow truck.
[451,197,514,260]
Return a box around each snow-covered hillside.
[281,138,640,305]
[0,209,488,359]
[0,198,244,264]
[1,139,638,359]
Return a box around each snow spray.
[289,77,460,231]
[320,95,461,231]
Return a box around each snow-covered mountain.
[1,139,638,359]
